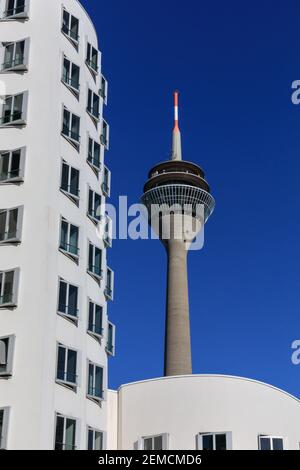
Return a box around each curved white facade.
[0,0,114,450]
[108,375,300,450]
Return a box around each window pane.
[65,419,76,450]
[94,431,103,450]
[0,339,8,371]
[272,438,283,450]
[94,142,100,166]
[62,10,69,35]
[58,281,67,313]
[260,437,271,450]
[91,48,98,70]
[11,150,20,178]
[61,163,69,192]
[88,190,94,216]
[69,225,78,255]
[13,94,23,120]
[4,44,14,68]
[144,438,153,450]
[67,349,77,384]
[3,271,14,302]
[57,346,66,381]
[62,58,70,84]
[63,109,70,134]
[95,305,102,334]
[88,429,94,450]
[60,220,68,250]
[3,97,12,123]
[95,248,102,273]
[70,16,79,40]
[202,434,214,450]
[55,416,65,450]
[154,435,163,450]
[70,168,79,196]
[71,64,79,90]
[71,115,80,141]
[94,366,103,398]
[94,194,101,220]
[68,285,78,317]
[215,434,227,450]
[0,409,3,447]
[88,363,94,395]
[88,302,94,332]
[0,212,6,241]
[15,41,24,65]
[88,244,93,271]
[0,153,9,180]
[8,208,18,238]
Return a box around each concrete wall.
[0,0,111,449]
[111,375,300,450]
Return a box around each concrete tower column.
[165,238,192,376]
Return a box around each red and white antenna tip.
[173,91,179,131]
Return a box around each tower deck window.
[60,160,80,205]
[259,435,284,450]
[0,206,23,243]
[62,57,80,96]
[1,39,29,72]
[55,414,77,450]
[56,344,78,390]
[87,361,104,403]
[0,148,25,184]
[0,269,19,308]
[88,301,103,339]
[87,427,104,450]
[88,243,102,281]
[0,335,15,377]
[62,9,79,47]
[88,137,101,173]
[0,407,9,450]
[58,279,79,322]
[3,0,28,19]
[59,218,79,261]
[87,89,100,123]
[88,188,102,223]
[0,91,28,127]
[62,108,80,150]
[86,43,99,74]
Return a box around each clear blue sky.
[81,0,300,396]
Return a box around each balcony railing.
[88,265,103,278]
[60,184,80,198]
[0,169,20,182]
[62,126,80,144]
[86,59,98,73]
[0,293,13,305]
[87,106,100,121]
[60,242,79,257]
[0,112,23,125]
[61,25,79,43]
[62,75,80,92]
[88,209,101,222]
[55,442,77,451]
[0,230,18,242]
[58,303,78,319]
[87,153,101,171]
[87,386,103,400]
[56,370,77,386]
[88,323,103,337]
[2,55,25,71]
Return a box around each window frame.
[0,407,10,450]
[86,42,99,75]
[56,343,78,390]
[87,242,103,282]
[197,432,232,450]
[54,412,78,450]
[87,88,100,124]
[61,55,80,97]
[0,335,15,377]
[102,165,111,197]
[60,159,80,205]
[0,205,23,244]
[1,0,29,20]
[61,8,79,48]
[87,426,105,450]
[0,268,19,308]
[0,37,30,72]
[86,360,104,404]
[59,216,80,262]
[258,435,285,451]
[57,278,79,324]
[87,300,103,340]
[0,147,26,184]
[61,106,81,150]
[106,321,115,357]
[0,90,28,127]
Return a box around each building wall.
[0,0,113,449]
[111,375,300,450]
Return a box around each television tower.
[142,92,215,376]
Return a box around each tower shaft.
[164,238,192,376]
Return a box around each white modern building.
[107,375,300,450]
[0,0,115,450]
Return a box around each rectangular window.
[58,279,78,321]
[88,243,102,280]
[62,9,79,45]
[142,434,168,450]
[198,432,231,450]
[100,119,109,149]
[3,0,28,19]
[0,206,22,243]
[105,267,114,301]
[0,269,18,308]
[87,137,101,173]
[88,188,102,223]
[100,75,108,104]
[86,43,98,73]
[102,166,111,197]
[106,321,115,357]
[0,335,15,376]
[60,160,79,204]
[87,427,103,450]
[259,435,284,450]
[0,407,9,450]
[87,362,103,402]
[1,39,28,71]
[59,218,79,260]
[88,301,103,338]
[62,57,80,94]
[55,414,77,450]
[56,344,77,388]
[87,89,100,121]
[62,108,80,148]
[0,91,28,126]
[103,216,112,247]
